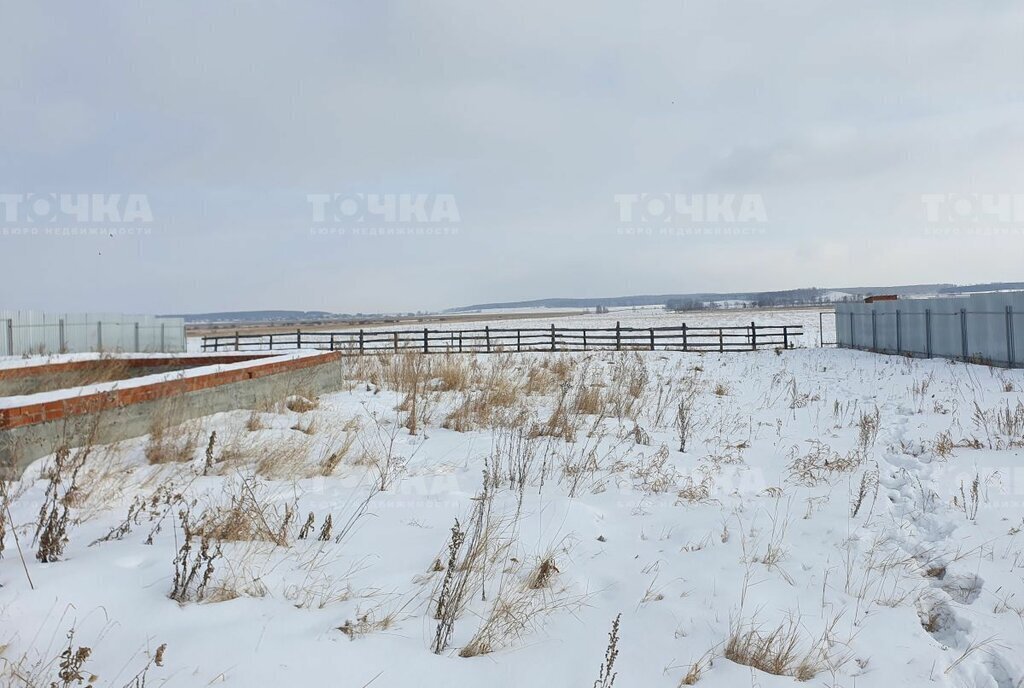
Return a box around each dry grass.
[786,441,860,486]
[317,420,362,476]
[679,650,714,685]
[285,395,318,413]
[197,476,296,546]
[144,420,200,465]
[252,432,313,480]
[431,473,517,654]
[245,410,264,432]
[458,570,585,658]
[338,600,408,639]
[524,552,560,590]
[631,445,679,494]
[676,475,716,505]
[723,615,844,681]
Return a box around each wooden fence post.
[782,326,789,350]
[615,321,621,351]
[718,328,723,353]
[234,330,240,351]
[649,328,655,351]
[682,323,687,352]
[516,329,520,352]
[750,321,756,350]
[329,333,335,351]
[393,332,399,352]
[423,328,429,353]
[550,324,556,351]
[268,333,273,351]
[582,329,587,351]
[485,326,491,353]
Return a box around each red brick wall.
[0,353,340,430]
[0,354,275,382]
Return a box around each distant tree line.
[664,298,710,312]
[665,287,831,312]
[748,288,826,308]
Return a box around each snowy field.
[186,306,837,352]
[2,347,1023,687]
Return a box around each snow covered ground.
[2,347,1022,687]
[185,306,837,352]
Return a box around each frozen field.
[186,306,837,351]
[2,346,1023,687]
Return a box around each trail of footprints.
[875,402,1020,687]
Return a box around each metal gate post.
[1007,306,1015,367]
[871,311,877,351]
[134,322,140,352]
[960,308,969,360]
[59,318,66,353]
[895,309,902,354]
[925,308,933,358]
[5,319,12,356]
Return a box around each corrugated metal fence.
[835,292,1023,367]
[0,310,186,356]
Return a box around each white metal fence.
[0,310,186,356]
[836,292,1023,367]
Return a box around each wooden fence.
[201,322,803,354]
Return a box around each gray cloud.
[2,0,1023,313]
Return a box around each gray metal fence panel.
[0,310,185,356]
[836,292,1024,367]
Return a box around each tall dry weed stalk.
[34,442,90,562]
[592,613,621,688]
[170,507,221,603]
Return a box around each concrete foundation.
[0,353,346,477]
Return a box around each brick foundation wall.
[0,352,340,432]
[0,354,274,382]
[1,352,345,477]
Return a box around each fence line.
[201,322,803,354]
[0,310,186,356]
[835,292,1024,368]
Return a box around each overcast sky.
[2,1,1023,314]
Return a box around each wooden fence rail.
[201,322,803,354]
